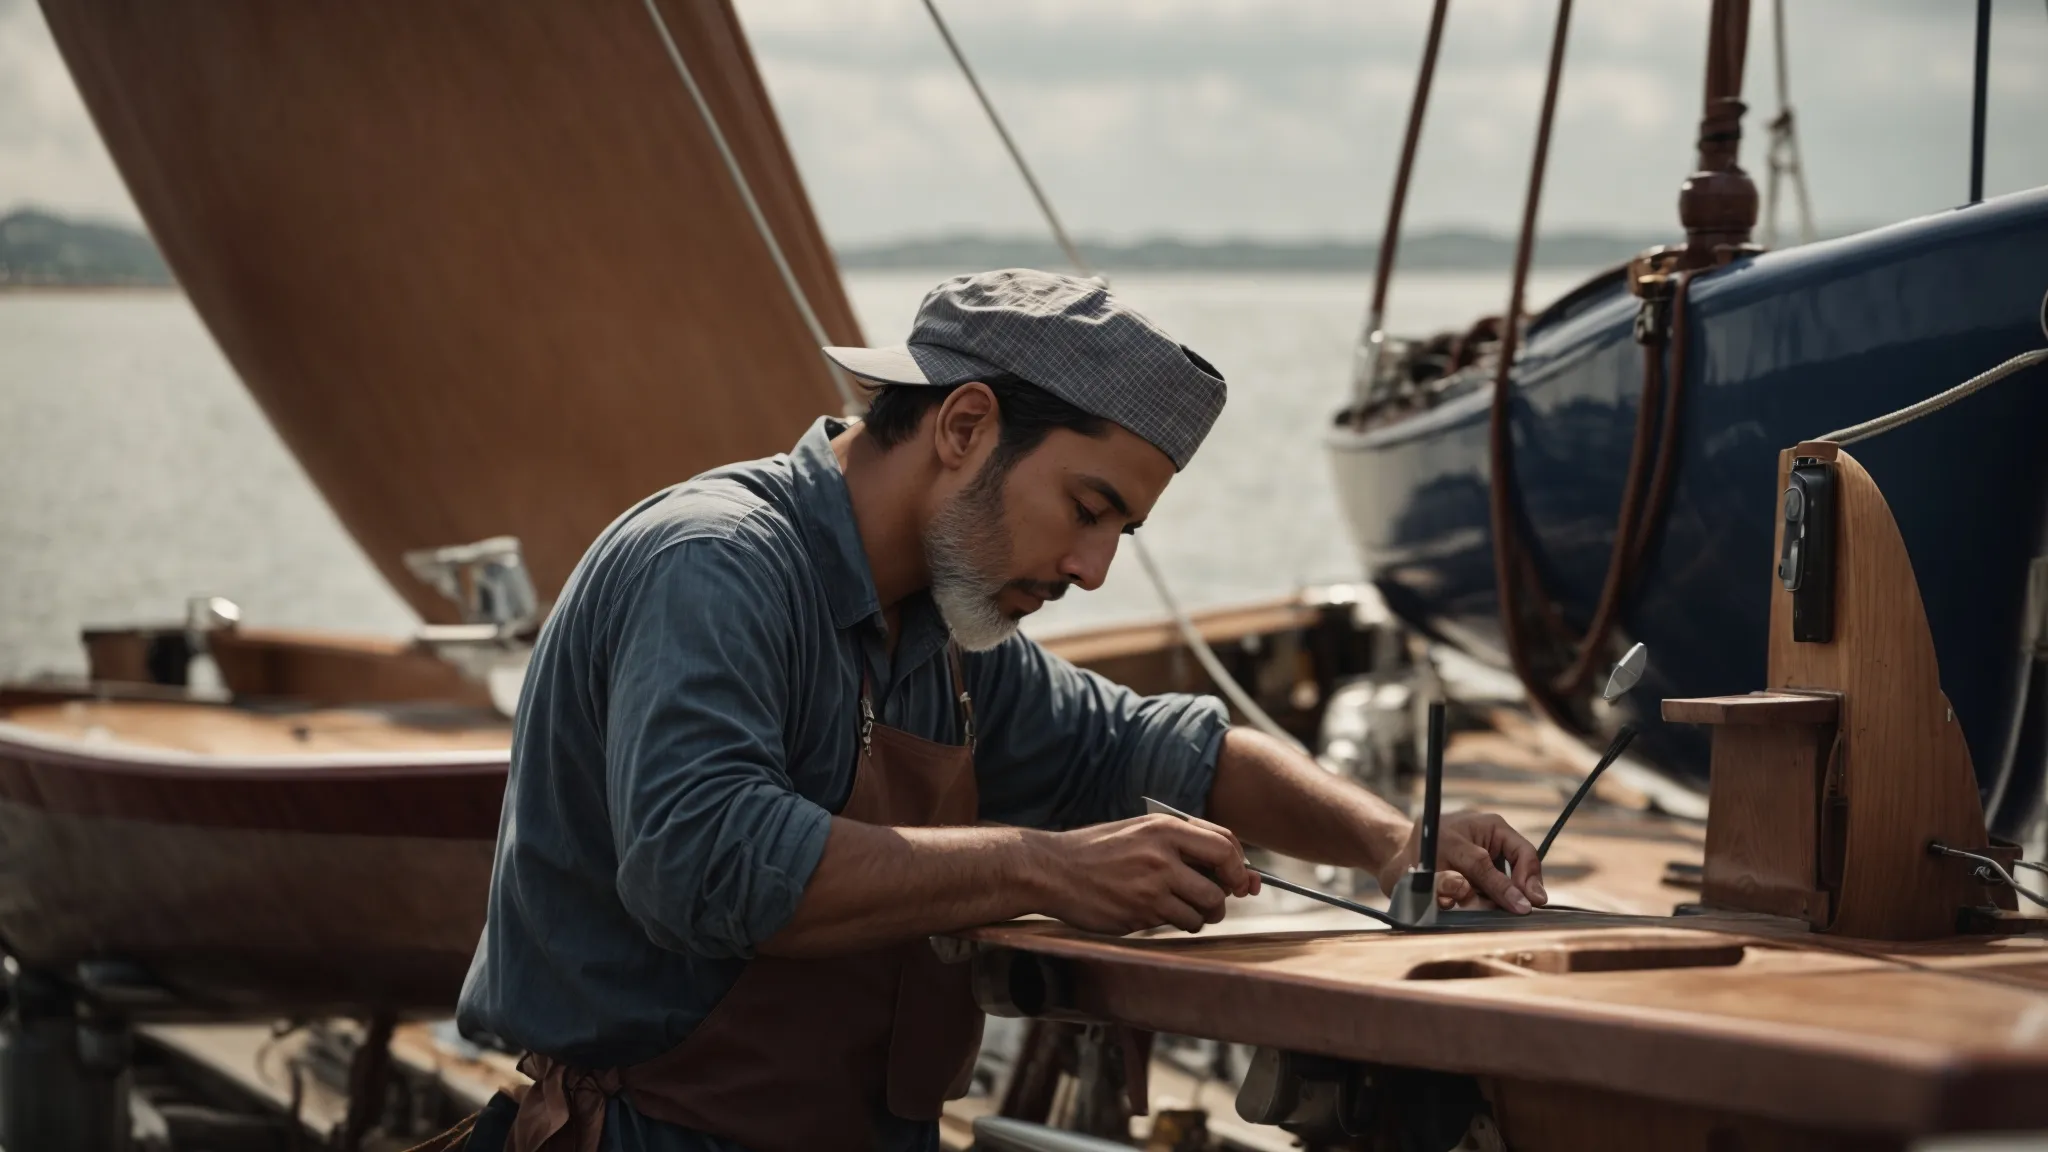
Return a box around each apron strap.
[855,644,975,755]
[945,642,976,752]
[858,665,877,760]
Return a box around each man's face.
[925,420,1174,651]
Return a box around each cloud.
[3,0,2043,243]
[735,0,2048,243]
[0,0,136,222]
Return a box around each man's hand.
[1028,814,1261,935]
[1373,810,1548,913]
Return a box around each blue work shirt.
[456,417,1228,1151]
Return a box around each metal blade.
[1602,642,1649,701]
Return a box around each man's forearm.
[760,819,1047,958]
[1205,727,1411,873]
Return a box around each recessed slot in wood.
[1403,944,1748,980]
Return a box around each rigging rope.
[1491,0,1757,719]
[1818,350,2048,447]
[1348,0,1451,420]
[920,0,1094,281]
[1971,0,1992,205]
[1817,297,2048,446]
[639,0,860,414]
[1545,273,1696,702]
[919,0,1305,752]
[1485,0,1575,720]
[1930,842,2048,911]
[1760,0,1816,248]
[1130,540,1308,754]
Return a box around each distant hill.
[832,229,1686,274]
[0,208,174,288]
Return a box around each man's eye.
[1074,501,1100,527]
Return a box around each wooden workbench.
[963,913,2048,1147]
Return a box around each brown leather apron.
[504,647,985,1152]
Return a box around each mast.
[1676,0,1759,269]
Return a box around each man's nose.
[1059,536,1117,593]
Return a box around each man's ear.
[931,383,999,472]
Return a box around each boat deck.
[1,698,511,757]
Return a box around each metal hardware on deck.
[1389,702,1445,926]
[1236,1047,1370,1135]
[972,948,1071,1019]
[1604,642,1648,700]
[1781,458,1838,643]
[1235,1049,1483,1150]
[402,536,540,635]
[0,970,130,1152]
[1930,841,2048,911]
[1632,270,1674,345]
[971,1115,1132,1152]
[1539,645,1651,860]
[406,536,541,715]
[184,595,240,639]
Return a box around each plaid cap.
[822,268,1227,470]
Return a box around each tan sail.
[39,0,861,620]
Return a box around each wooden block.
[1699,723,1834,924]
[1663,693,1839,726]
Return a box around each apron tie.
[509,1053,623,1152]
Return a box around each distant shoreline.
[832,231,1680,274]
[0,283,180,294]
[4,205,1877,287]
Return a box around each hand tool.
[1535,642,1650,861]
[1141,796,1397,928]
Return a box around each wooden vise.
[1664,442,2007,940]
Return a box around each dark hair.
[859,374,1109,470]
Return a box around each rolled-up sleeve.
[602,539,833,961]
[968,634,1230,830]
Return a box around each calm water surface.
[0,270,1593,680]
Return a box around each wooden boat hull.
[1327,188,2048,822]
[0,600,1360,1019]
[0,716,503,1018]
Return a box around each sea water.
[0,270,1594,681]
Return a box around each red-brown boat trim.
[0,724,505,840]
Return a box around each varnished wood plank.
[1662,693,1840,726]
[963,921,2048,1133]
[1765,448,1992,939]
[208,628,493,708]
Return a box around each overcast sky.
[5,0,2045,244]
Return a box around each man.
[455,269,1546,1152]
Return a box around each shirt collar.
[789,417,884,632]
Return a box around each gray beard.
[923,458,1020,653]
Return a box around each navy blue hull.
[1328,188,2048,803]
